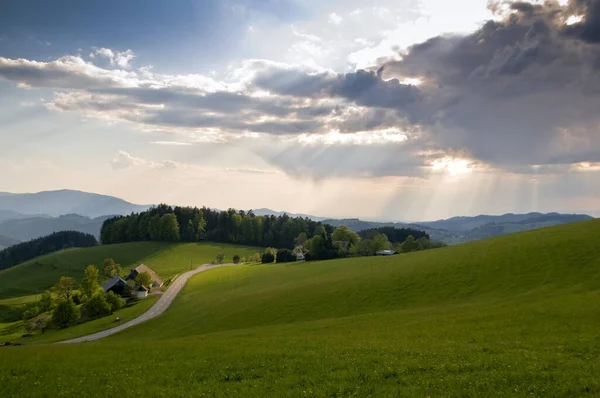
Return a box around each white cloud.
[150,141,193,146]
[328,12,343,25]
[94,48,135,68]
[110,150,146,170]
[291,26,322,42]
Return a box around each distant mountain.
[0,189,151,218]
[415,212,593,232]
[252,208,327,221]
[0,214,109,242]
[0,235,20,250]
[0,209,46,223]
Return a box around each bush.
[105,291,125,314]
[72,292,83,306]
[261,252,275,264]
[276,249,296,263]
[38,290,54,313]
[22,305,40,321]
[233,254,241,264]
[215,253,225,264]
[249,253,261,263]
[84,293,111,319]
[52,299,80,328]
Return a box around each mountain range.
[0,190,150,218]
[0,189,593,248]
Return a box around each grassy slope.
[1,220,600,396]
[0,242,261,299]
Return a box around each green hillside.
[1,220,600,396]
[0,242,261,300]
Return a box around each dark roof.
[103,276,126,291]
[129,264,164,286]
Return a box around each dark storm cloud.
[563,0,600,43]
[379,0,600,168]
[253,67,421,109]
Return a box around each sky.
[1,0,600,221]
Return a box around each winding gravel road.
[59,263,236,344]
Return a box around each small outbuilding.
[103,276,127,296]
[126,264,164,288]
[376,249,397,256]
[296,251,305,261]
[136,285,149,299]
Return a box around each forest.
[100,204,333,249]
[0,231,98,270]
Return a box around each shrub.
[72,292,83,306]
[233,254,241,264]
[276,249,296,263]
[261,252,275,264]
[84,293,111,319]
[215,253,225,264]
[38,290,54,313]
[22,305,40,321]
[52,299,80,328]
[105,291,125,314]
[250,253,261,263]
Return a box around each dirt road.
[59,263,236,344]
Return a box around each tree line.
[358,227,429,243]
[0,231,98,271]
[100,204,334,248]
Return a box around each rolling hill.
[0,214,109,243]
[0,219,599,395]
[0,189,151,218]
[0,242,261,299]
[0,235,20,250]
[415,212,593,232]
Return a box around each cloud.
[376,0,600,169]
[94,48,136,68]
[110,150,181,171]
[110,150,146,170]
[251,66,421,109]
[4,0,600,183]
[150,141,193,146]
[328,12,343,25]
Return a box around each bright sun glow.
[400,77,423,86]
[566,15,584,25]
[431,157,473,176]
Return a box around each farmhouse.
[126,264,164,287]
[376,249,397,256]
[136,285,149,299]
[102,276,127,296]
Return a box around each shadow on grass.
[0,305,24,323]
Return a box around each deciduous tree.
[53,276,76,300]
[84,293,111,319]
[102,258,122,278]
[135,271,153,288]
[80,264,100,299]
[38,290,54,313]
[52,299,79,328]
[105,291,125,314]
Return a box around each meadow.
[0,241,261,300]
[0,220,599,396]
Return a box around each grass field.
[0,242,261,299]
[0,220,599,396]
